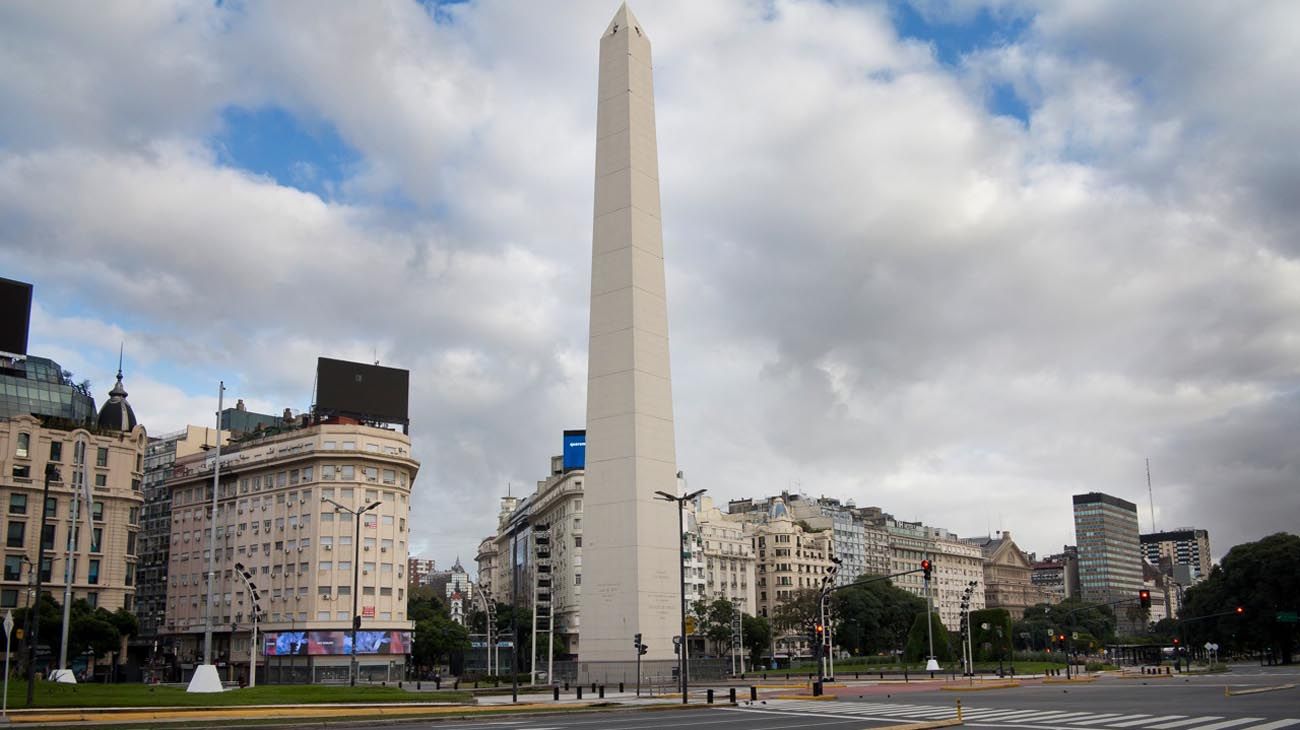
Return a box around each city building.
[963,531,1058,618]
[1031,546,1080,601]
[407,557,437,587]
[730,494,889,585]
[135,424,228,667]
[750,497,835,658]
[688,496,756,615]
[1140,528,1211,583]
[0,355,97,425]
[163,417,419,683]
[1073,492,1144,626]
[445,557,471,625]
[0,368,146,615]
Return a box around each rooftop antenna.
[1146,457,1157,533]
[373,346,379,366]
[117,342,124,377]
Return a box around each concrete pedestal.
[49,669,76,684]
[186,663,225,693]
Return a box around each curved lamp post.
[322,498,382,687]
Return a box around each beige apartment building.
[876,517,986,630]
[964,531,1058,617]
[164,419,418,683]
[0,414,145,613]
[690,497,756,616]
[752,497,834,658]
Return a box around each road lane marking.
[1181,719,1265,730]
[1149,719,1225,729]
[1109,717,1186,727]
[1239,721,1300,730]
[1068,715,1131,726]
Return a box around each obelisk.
[580,3,680,664]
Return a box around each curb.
[773,694,837,701]
[1044,678,1097,684]
[1225,683,1295,697]
[940,682,1020,692]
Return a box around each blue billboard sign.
[562,429,585,471]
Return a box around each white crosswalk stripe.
[1111,716,1188,727]
[740,700,1295,730]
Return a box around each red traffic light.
[920,559,932,579]
[1172,638,1179,645]
[1235,606,1244,614]
[1138,589,1151,609]
[815,624,824,634]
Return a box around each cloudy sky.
[2,0,1297,569]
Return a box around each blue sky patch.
[890,1,1033,124]
[211,106,360,199]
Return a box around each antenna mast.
[1146,458,1156,533]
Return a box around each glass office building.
[0,356,97,424]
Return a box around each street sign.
[685,617,697,634]
[3,611,11,638]
[1277,612,1298,623]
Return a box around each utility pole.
[655,487,706,705]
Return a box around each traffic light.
[634,632,642,648]
[1139,590,1151,609]
[1235,606,1244,615]
[920,559,932,580]
[815,624,825,636]
[638,643,648,656]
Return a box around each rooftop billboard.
[0,278,32,356]
[563,429,585,471]
[315,357,410,425]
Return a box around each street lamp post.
[25,463,60,706]
[323,498,382,687]
[654,486,706,706]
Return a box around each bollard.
[398,681,403,689]
[930,671,935,679]
[435,677,442,690]
[708,689,714,704]
[729,687,737,704]
[454,679,460,690]
[591,682,597,693]
[1166,667,1171,676]
[417,681,422,690]
[577,686,583,700]
[880,671,884,680]
[904,669,909,682]
[763,672,767,680]
[475,680,479,688]
[599,685,605,699]
[554,687,560,701]
[812,681,822,697]
[750,686,758,702]
[564,681,569,691]
[619,681,624,692]
[957,699,964,722]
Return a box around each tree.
[1014,599,1116,650]
[412,614,470,676]
[772,589,821,635]
[742,614,772,667]
[969,608,1012,663]
[1182,532,1300,664]
[832,577,925,657]
[407,586,448,623]
[904,611,954,663]
[690,598,738,655]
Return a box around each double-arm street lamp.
[654,487,706,705]
[322,497,382,687]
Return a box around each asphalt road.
[332,665,1298,730]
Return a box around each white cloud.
[2,0,1298,569]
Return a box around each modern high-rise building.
[1072,492,1143,608]
[163,418,419,683]
[1140,528,1211,582]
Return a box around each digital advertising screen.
[262,630,412,656]
[562,429,585,471]
[315,357,410,424]
[0,278,32,356]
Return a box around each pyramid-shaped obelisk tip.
[604,2,646,40]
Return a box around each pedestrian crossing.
[735,700,1299,730]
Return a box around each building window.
[123,563,134,586]
[15,434,30,459]
[92,502,104,521]
[87,592,99,608]
[48,441,62,462]
[39,557,52,582]
[3,556,20,581]
[91,528,103,553]
[5,522,24,548]
[8,494,26,515]
[94,474,107,488]
[41,524,54,551]
[126,532,137,555]
[96,447,108,467]
[88,559,100,585]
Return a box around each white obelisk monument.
[580,3,681,664]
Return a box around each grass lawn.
[7,681,473,708]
